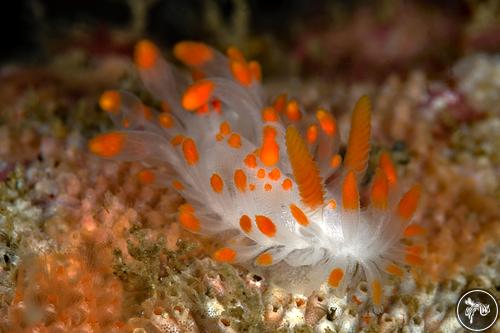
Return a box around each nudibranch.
[89,40,425,310]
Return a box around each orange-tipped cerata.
[342,171,359,210]
[379,151,397,187]
[286,126,324,209]
[371,168,389,209]
[344,95,371,176]
[134,40,160,69]
[398,184,421,221]
[173,41,213,67]
[99,90,121,114]
[88,132,125,158]
[182,80,214,111]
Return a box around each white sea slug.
[89,40,425,309]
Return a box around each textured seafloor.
[0,48,498,332]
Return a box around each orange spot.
[290,204,309,226]
[173,41,213,66]
[249,183,256,191]
[397,184,421,220]
[371,168,388,209]
[328,268,344,288]
[220,121,231,135]
[244,154,257,168]
[210,173,224,193]
[404,224,426,237]
[316,109,336,136]
[137,170,155,185]
[282,178,292,191]
[330,154,342,169]
[228,133,242,148]
[285,99,301,121]
[249,61,262,82]
[122,118,130,128]
[264,183,272,191]
[406,245,423,256]
[172,180,184,190]
[344,95,371,175]
[215,133,224,141]
[371,280,382,306]
[134,40,159,69]
[262,106,279,122]
[256,252,273,266]
[286,127,324,209]
[405,254,423,266]
[306,125,318,144]
[386,263,404,277]
[182,80,214,111]
[230,60,252,86]
[171,134,184,146]
[234,169,247,192]
[182,138,199,165]
[88,132,124,158]
[328,199,337,209]
[99,90,121,114]
[268,168,281,181]
[178,204,200,232]
[213,247,236,263]
[158,113,174,128]
[379,152,397,187]
[226,46,245,62]
[273,94,287,113]
[255,215,276,237]
[239,215,252,233]
[257,168,266,179]
[342,171,359,211]
[260,128,279,166]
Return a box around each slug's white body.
[90,40,425,309]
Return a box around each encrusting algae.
[0,31,498,333]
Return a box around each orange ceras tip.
[234,169,247,192]
[371,168,389,209]
[262,106,279,122]
[210,173,224,193]
[182,138,199,165]
[306,124,318,144]
[342,171,359,210]
[290,204,309,226]
[273,93,287,113]
[99,90,121,114]
[230,60,253,86]
[182,80,214,111]
[135,39,159,69]
[173,41,214,67]
[316,109,336,136]
[255,215,276,237]
[158,113,174,128]
[328,268,344,288]
[256,252,273,266]
[397,184,421,221]
[249,60,262,82]
[213,247,236,263]
[88,132,124,158]
[239,215,252,233]
[137,169,155,185]
[404,224,426,237]
[379,151,397,187]
[268,168,281,180]
[344,95,371,175]
[178,204,200,232]
[282,178,292,191]
[285,99,301,121]
[227,46,245,62]
[330,154,342,169]
[227,133,242,148]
